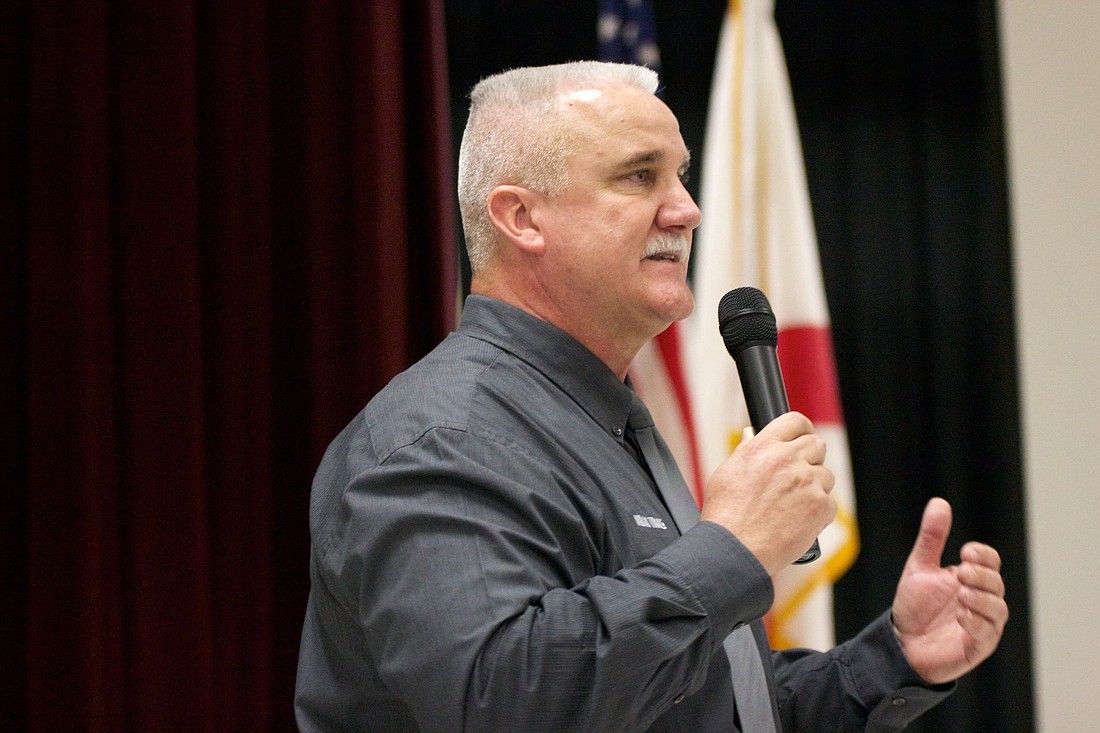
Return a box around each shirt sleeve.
[315,425,774,733]
[772,611,955,731]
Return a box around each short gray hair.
[457,61,660,272]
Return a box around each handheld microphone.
[718,286,821,565]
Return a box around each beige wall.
[998,1,1100,729]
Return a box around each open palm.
[891,499,1009,685]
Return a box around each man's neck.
[469,278,650,381]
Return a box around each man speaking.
[294,61,1007,732]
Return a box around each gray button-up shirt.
[295,295,950,732]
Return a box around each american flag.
[598,0,661,70]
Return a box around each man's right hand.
[698,411,836,576]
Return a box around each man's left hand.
[891,497,1009,685]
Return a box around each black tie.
[627,394,779,733]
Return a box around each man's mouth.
[642,235,690,264]
[645,251,682,263]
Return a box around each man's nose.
[659,181,702,232]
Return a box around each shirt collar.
[458,295,635,440]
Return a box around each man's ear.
[486,185,545,254]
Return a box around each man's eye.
[626,169,652,184]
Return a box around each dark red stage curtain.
[1,1,456,729]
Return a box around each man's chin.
[673,298,695,322]
[653,292,695,328]
[670,289,695,319]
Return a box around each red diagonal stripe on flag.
[777,326,844,426]
[653,323,705,505]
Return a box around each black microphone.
[718,286,821,565]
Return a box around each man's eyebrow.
[615,149,692,171]
[615,150,663,170]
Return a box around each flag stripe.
[653,324,705,505]
[777,326,844,425]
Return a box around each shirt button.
[673,693,685,704]
[613,426,624,436]
[892,696,907,706]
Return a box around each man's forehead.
[553,83,689,166]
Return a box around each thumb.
[905,497,952,572]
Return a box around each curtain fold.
[5,1,455,728]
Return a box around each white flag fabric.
[679,0,859,651]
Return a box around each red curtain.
[2,1,456,729]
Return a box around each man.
[294,61,1007,732]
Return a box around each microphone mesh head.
[718,287,778,355]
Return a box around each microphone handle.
[735,345,822,565]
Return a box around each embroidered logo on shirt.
[633,514,668,530]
